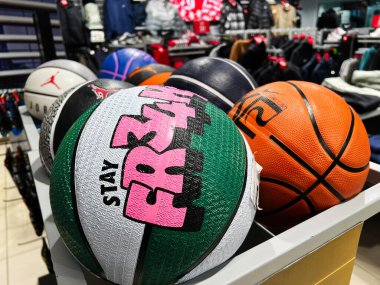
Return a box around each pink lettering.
[125,183,186,228]
[140,86,207,103]
[112,102,196,152]
[123,146,186,194]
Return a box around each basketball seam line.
[286,82,336,159]
[262,110,357,217]
[99,69,125,78]
[37,66,94,80]
[122,50,139,79]
[168,75,234,107]
[287,81,369,172]
[69,103,105,276]
[50,82,88,159]
[265,134,344,214]
[176,138,250,282]
[260,177,317,215]
[336,161,369,172]
[133,225,152,285]
[24,90,63,98]
[211,57,256,90]
[113,52,119,80]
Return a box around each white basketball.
[24,59,97,120]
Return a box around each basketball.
[50,86,258,284]
[229,81,370,229]
[24,59,97,120]
[165,57,257,113]
[39,79,133,174]
[127,64,174,86]
[98,48,157,81]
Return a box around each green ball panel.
[50,102,104,276]
[141,100,247,284]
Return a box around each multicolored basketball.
[229,81,370,229]
[39,79,133,174]
[24,59,97,120]
[98,48,157,81]
[165,57,257,113]
[126,64,174,86]
[50,86,258,284]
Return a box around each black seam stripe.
[270,135,322,180]
[269,134,344,212]
[337,161,369,173]
[133,225,152,285]
[288,82,369,173]
[286,82,336,159]
[260,177,317,214]
[263,110,358,217]
[176,140,250,281]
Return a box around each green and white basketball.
[50,85,258,284]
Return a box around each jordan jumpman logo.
[40,71,61,90]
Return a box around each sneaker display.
[370,28,380,37]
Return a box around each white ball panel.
[74,87,168,285]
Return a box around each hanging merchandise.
[239,40,268,73]
[104,0,135,40]
[145,0,187,36]
[229,39,251,61]
[370,135,380,164]
[317,8,339,30]
[83,2,105,43]
[359,47,380,71]
[340,58,359,84]
[132,2,147,26]
[83,2,103,30]
[272,1,297,32]
[220,0,246,34]
[247,0,274,29]
[170,0,222,22]
[0,90,23,137]
[310,54,339,85]
[57,0,88,47]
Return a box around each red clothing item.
[171,0,222,22]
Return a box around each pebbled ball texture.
[50,86,258,285]
[39,79,133,174]
[229,81,370,229]
[165,57,257,113]
[98,48,157,81]
[126,63,174,86]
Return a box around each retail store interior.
[1,0,380,284]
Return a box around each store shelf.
[0,15,59,27]
[20,108,380,284]
[168,44,213,56]
[19,106,39,151]
[0,51,65,60]
[19,106,86,285]
[0,34,63,43]
[108,43,147,52]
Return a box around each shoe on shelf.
[370,28,380,37]
[326,27,346,42]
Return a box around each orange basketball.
[126,63,174,86]
[229,81,370,229]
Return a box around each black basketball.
[39,79,134,173]
[165,57,257,112]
